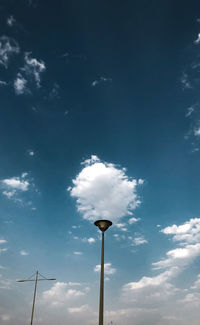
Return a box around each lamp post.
[94,220,112,325]
[17,271,56,325]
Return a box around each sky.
[0,0,200,324]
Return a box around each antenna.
[17,270,56,325]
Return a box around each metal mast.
[17,270,56,325]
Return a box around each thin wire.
[38,272,48,280]
[25,272,37,281]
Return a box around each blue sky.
[0,0,200,324]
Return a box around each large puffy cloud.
[68,156,142,222]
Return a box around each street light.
[94,220,112,325]
[17,270,56,325]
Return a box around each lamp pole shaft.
[99,231,104,325]
[30,271,38,325]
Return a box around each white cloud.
[123,268,177,291]
[138,179,144,185]
[194,33,200,44]
[94,263,116,275]
[186,106,194,117]
[49,83,60,99]
[152,243,200,270]
[7,15,16,27]
[0,80,7,86]
[41,282,88,307]
[2,175,29,191]
[68,155,141,222]
[181,72,192,89]
[73,251,83,255]
[0,248,8,255]
[115,223,128,231]
[91,76,112,87]
[14,53,46,95]
[0,36,19,68]
[23,52,46,88]
[20,250,29,256]
[122,218,200,309]
[0,240,7,244]
[68,304,89,314]
[1,173,32,204]
[161,218,200,244]
[82,237,95,244]
[28,149,35,156]
[131,235,148,246]
[14,73,28,95]
[194,127,200,136]
[128,217,140,224]
[191,274,200,289]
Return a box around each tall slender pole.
[94,220,112,325]
[99,231,104,325]
[30,270,38,325]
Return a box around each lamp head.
[94,219,112,232]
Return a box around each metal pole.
[30,270,38,325]
[99,231,104,325]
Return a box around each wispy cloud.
[128,217,141,224]
[0,80,8,86]
[14,73,29,95]
[0,248,8,255]
[0,240,7,244]
[1,172,34,204]
[122,218,200,308]
[7,15,16,27]
[82,237,96,244]
[23,52,46,88]
[91,76,112,87]
[186,106,194,117]
[68,155,141,223]
[68,304,89,314]
[14,52,46,95]
[0,36,19,68]
[194,126,200,136]
[20,250,29,256]
[194,33,200,44]
[27,149,35,156]
[128,235,148,246]
[181,72,192,89]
